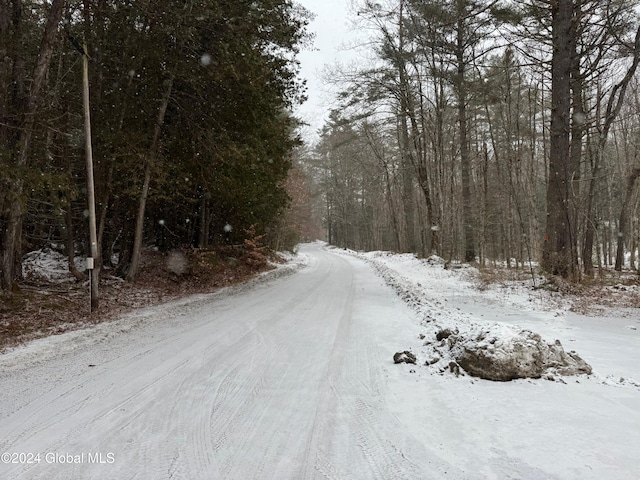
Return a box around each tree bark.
[543,0,576,278]
[1,0,65,289]
[615,168,640,271]
[456,0,475,262]
[570,1,584,277]
[125,74,174,282]
[396,2,416,253]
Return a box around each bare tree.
[584,23,640,274]
[125,74,174,282]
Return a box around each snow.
[334,247,640,477]
[1,243,639,479]
[351,249,639,382]
[21,247,86,282]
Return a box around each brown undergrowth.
[0,245,279,353]
[472,263,640,314]
[570,270,640,315]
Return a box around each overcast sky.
[294,0,362,144]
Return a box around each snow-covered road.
[0,244,462,479]
[1,243,639,480]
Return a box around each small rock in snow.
[425,355,440,365]
[436,328,457,341]
[393,351,417,364]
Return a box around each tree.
[313,0,640,281]
[1,0,311,293]
[1,0,65,289]
[542,0,577,278]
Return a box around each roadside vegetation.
[0,239,280,352]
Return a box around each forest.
[0,0,311,295]
[308,0,640,282]
[3,0,640,302]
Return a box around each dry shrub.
[474,265,535,291]
[0,244,276,352]
[241,225,268,268]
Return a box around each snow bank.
[335,248,595,382]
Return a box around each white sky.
[294,0,362,144]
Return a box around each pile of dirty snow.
[430,324,591,381]
[336,248,594,383]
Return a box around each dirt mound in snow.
[393,351,417,364]
[447,326,592,381]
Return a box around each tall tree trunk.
[456,1,475,262]
[570,6,585,277]
[582,105,599,276]
[2,0,27,289]
[615,168,640,271]
[1,0,65,289]
[430,57,446,256]
[405,85,438,255]
[583,25,640,275]
[363,124,401,252]
[94,0,151,269]
[396,1,416,253]
[398,110,415,252]
[125,74,174,282]
[543,0,576,278]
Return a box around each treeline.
[310,0,640,280]
[0,0,310,289]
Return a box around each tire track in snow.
[300,254,357,479]
[216,261,344,479]
[160,263,331,478]
[1,244,468,479]
[170,255,337,479]
[325,247,467,479]
[0,356,191,480]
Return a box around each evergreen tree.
[0,0,311,291]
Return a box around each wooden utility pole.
[82,43,99,311]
